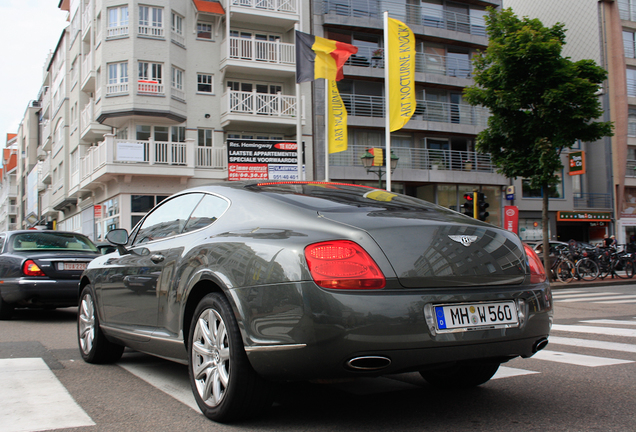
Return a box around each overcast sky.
[1,0,68,153]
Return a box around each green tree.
[464,8,614,274]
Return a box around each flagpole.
[294,24,303,180]
[325,78,330,181]
[383,11,391,192]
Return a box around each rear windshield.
[11,233,99,252]
[246,182,453,214]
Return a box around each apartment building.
[500,0,616,244]
[0,136,19,232]
[312,0,508,227]
[18,0,310,240]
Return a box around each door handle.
[150,254,165,264]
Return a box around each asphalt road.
[1,283,635,432]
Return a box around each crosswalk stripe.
[531,350,633,367]
[548,336,636,353]
[492,366,539,379]
[551,324,636,337]
[581,319,636,326]
[557,295,636,302]
[597,298,636,304]
[551,290,591,296]
[0,358,95,432]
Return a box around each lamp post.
[360,149,399,189]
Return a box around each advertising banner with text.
[227,139,300,181]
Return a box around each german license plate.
[434,301,518,331]
[61,262,87,271]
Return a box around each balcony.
[221,36,295,76]
[81,54,95,92]
[346,47,472,79]
[82,4,92,39]
[627,159,636,177]
[106,82,129,96]
[40,120,52,151]
[220,90,299,128]
[330,144,494,172]
[106,24,129,39]
[39,159,51,186]
[81,100,111,141]
[138,24,164,38]
[78,136,227,188]
[229,0,299,27]
[340,94,489,128]
[573,193,612,209]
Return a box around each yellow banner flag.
[327,80,348,153]
[387,17,416,132]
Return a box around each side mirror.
[106,229,130,255]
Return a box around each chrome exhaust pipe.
[533,337,549,353]
[346,356,392,371]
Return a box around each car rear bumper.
[0,278,80,308]
[230,280,553,380]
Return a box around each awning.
[192,0,225,15]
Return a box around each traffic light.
[476,192,489,221]
[461,193,474,217]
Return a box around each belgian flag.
[295,31,358,83]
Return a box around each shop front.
[556,211,611,245]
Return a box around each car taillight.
[23,260,46,277]
[523,244,546,284]
[305,240,386,289]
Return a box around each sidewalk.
[551,275,636,289]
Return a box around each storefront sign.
[227,139,299,181]
[568,151,585,176]
[505,185,515,201]
[94,205,102,219]
[557,211,611,221]
[504,206,518,234]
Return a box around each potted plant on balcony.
[464,159,473,171]
[371,48,383,68]
[430,154,445,170]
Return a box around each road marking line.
[548,336,636,353]
[558,295,636,302]
[551,290,590,296]
[492,366,540,380]
[597,299,636,304]
[119,360,200,413]
[532,350,633,367]
[551,324,636,337]
[0,358,95,432]
[580,319,636,326]
[552,292,617,298]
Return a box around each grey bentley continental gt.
[77,181,552,422]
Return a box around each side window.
[183,194,229,233]
[133,194,203,245]
[0,235,5,253]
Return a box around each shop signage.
[227,139,299,181]
[504,206,518,234]
[505,185,515,201]
[557,211,611,222]
[94,205,102,219]
[568,151,585,176]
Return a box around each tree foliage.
[464,8,613,191]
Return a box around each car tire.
[77,286,124,364]
[188,292,273,422]
[0,296,14,320]
[420,361,500,388]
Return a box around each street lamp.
[360,149,399,189]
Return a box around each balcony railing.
[137,80,164,94]
[196,147,227,168]
[346,47,471,78]
[223,90,297,117]
[340,94,489,127]
[106,82,129,95]
[231,0,298,14]
[81,54,93,83]
[323,0,486,37]
[573,193,612,209]
[81,101,94,134]
[330,144,494,172]
[107,24,129,38]
[228,36,295,65]
[171,30,185,46]
[627,159,636,177]
[138,24,164,38]
[82,5,92,33]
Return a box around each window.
[625,31,636,59]
[138,62,163,93]
[107,62,128,94]
[183,194,229,233]
[172,126,185,142]
[197,22,212,39]
[629,110,636,137]
[522,173,564,199]
[107,6,129,38]
[628,69,636,97]
[171,12,184,45]
[171,67,184,100]
[198,129,213,147]
[139,6,164,37]
[197,73,213,93]
[619,0,636,21]
[133,194,203,245]
[131,195,168,227]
